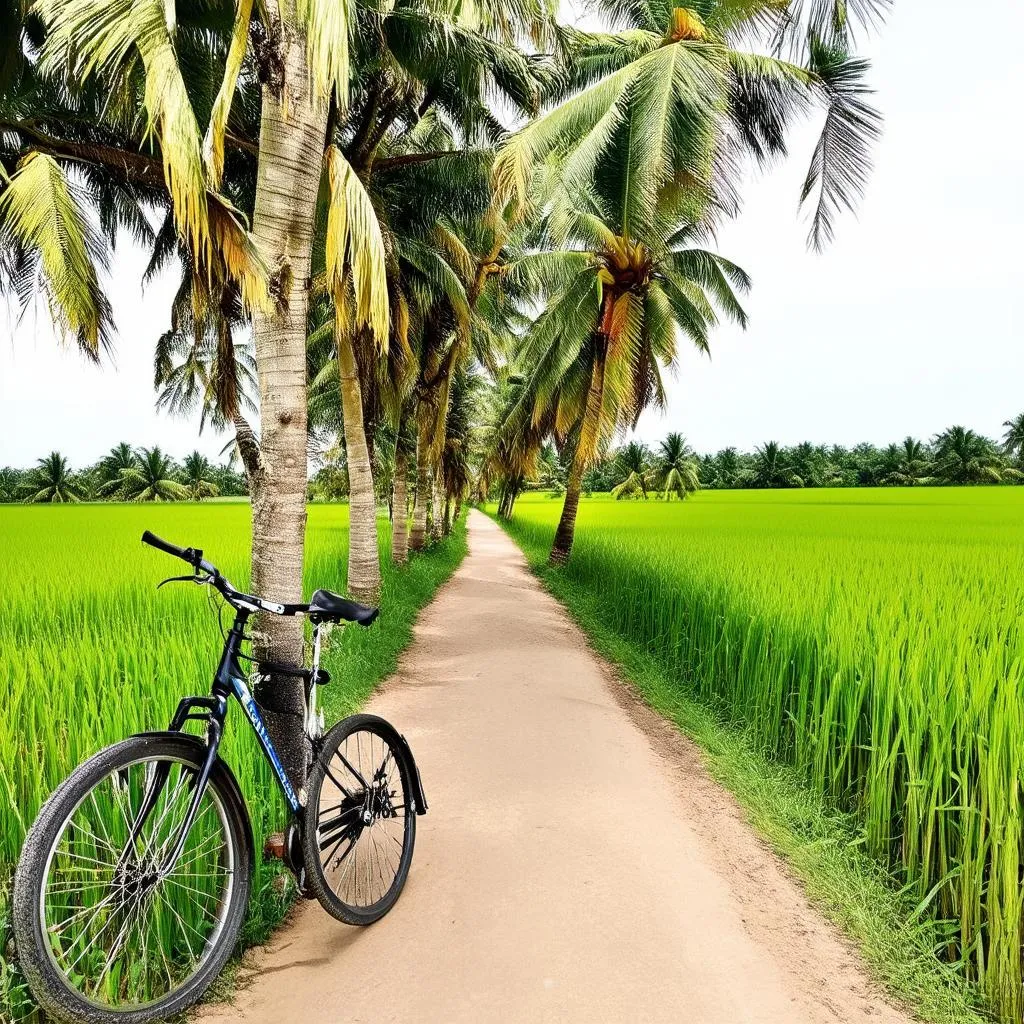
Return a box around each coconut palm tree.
[117,447,187,502]
[880,437,931,486]
[8,0,389,782]
[496,0,885,253]
[181,451,221,501]
[23,451,82,503]
[507,178,749,563]
[651,432,700,500]
[932,427,1021,486]
[94,442,138,497]
[610,441,652,500]
[749,442,803,488]
[0,467,24,502]
[1002,413,1024,463]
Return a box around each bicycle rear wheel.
[303,714,416,925]
[12,734,252,1024]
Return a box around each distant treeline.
[0,446,249,503]
[6,416,1024,506]
[534,417,1024,497]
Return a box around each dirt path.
[199,511,912,1024]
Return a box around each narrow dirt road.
[200,511,912,1024]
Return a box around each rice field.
[497,488,1024,1022]
[0,502,466,1019]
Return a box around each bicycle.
[11,531,427,1024]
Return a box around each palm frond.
[325,144,389,343]
[299,0,352,105]
[203,0,255,188]
[0,152,113,357]
[37,0,209,256]
[800,35,882,250]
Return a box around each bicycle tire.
[302,714,417,925]
[12,733,253,1024]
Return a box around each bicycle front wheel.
[12,734,253,1024]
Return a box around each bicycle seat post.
[306,621,328,741]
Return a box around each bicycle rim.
[38,754,236,1013]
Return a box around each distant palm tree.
[750,442,803,488]
[180,452,220,501]
[1003,413,1024,461]
[96,442,138,498]
[611,442,652,500]
[0,467,25,502]
[880,437,930,486]
[651,433,700,500]
[932,427,1021,485]
[24,452,82,503]
[118,448,187,502]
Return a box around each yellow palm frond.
[325,145,389,344]
[37,0,208,258]
[207,194,270,312]
[298,0,351,105]
[666,7,707,42]
[203,0,255,188]
[0,152,111,355]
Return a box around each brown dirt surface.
[197,511,914,1024]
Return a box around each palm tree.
[181,452,220,501]
[23,452,82,503]
[651,433,700,500]
[879,437,930,486]
[1002,413,1024,463]
[496,0,885,253]
[95,442,138,498]
[0,467,24,502]
[117,447,187,502]
[508,181,749,563]
[932,427,1021,485]
[9,0,382,783]
[610,441,652,500]
[750,442,803,488]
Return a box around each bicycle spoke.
[39,753,237,1011]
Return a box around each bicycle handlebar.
[141,531,218,576]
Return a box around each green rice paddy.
[0,502,466,1019]
[496,488,1024,1022]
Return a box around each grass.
[0,502,466,1021]
[491,487,1024,1024]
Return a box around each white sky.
[1,0,1022,468]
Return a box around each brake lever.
[157,573,206,589]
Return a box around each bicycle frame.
[147,604,322,875]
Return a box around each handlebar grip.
[141,530,196,566]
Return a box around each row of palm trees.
[1,0,888,784]
[494,417,1024,509]
[0,447,246,503]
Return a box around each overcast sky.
[1,0,1021,469]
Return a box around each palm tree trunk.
[337,326,381,603]
[391,440,409,565]
[442,498,452,537]
[430,472,445,542]
[550,332,609,566]
[410,416,430,551]
[246,21,328,789]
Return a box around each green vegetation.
[492,489,1024,1023]
[492,423,1024,504]
[0,503,466,1021]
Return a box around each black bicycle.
[11,532,427,1024]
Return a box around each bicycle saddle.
[307,589,379,626]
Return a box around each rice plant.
[498,488,1024,1023]
[0,501,465,1019]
